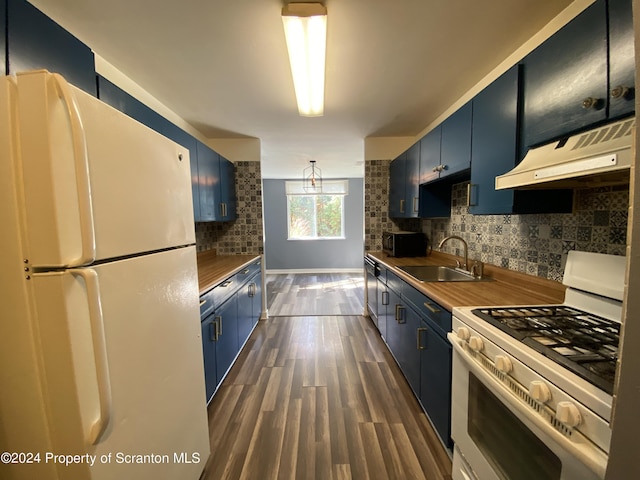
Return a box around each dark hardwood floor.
[201,314,453,479]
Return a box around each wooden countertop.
[368,251,566,311]
[196,250,262,295]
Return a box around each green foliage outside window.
[288,195,344,239]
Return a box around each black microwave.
[382,231,428,257]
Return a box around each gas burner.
[472,306,620,394]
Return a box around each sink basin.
[398,265,490,282]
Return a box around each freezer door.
[15,70,195,268]
[28,246,209,480]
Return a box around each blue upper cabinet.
[1,0,6,75]
[389,153,406,218]
[470,66,520,215]
[469,65,572,215]
[196,140,218,221]
[522,0,608,149]
[608,0,635,120]
[7,0,96,96]
[418,126,441,185]
[218,155,237,220]
[389,144,420,219]
[97,75,166,134]
[196,141,237,222]
[439,101,472,178]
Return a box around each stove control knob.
[457,327,471,341]
[556,402,582,427]
[468,336,484,352]
[495,355,513,373]
[529,381,551,403]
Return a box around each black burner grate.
[471,306,620,395]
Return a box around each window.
[286,180,348,240]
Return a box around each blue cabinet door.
[214,294,239,384]
[404,143,420,217]
[251,271,263,327]
[196,141,219,221]
[418,126,441,184]
[376,278,388,341]
[7,0,96,96]
[162,124,200,221]
[522,0,607,148]
[419,321,452,448]
[388,154,406,218]
[219,156,237,221]
[440,102,472,177]
[201,316,217,403]
[608,0,635,119]
[470,66,520,215]
[470,66,573,215]
[96,75,165,133]
[237,281,254,345]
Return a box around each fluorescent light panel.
[282,3,327,117]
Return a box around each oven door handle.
[447,333,608,479]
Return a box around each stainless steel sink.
[398,265,490,282]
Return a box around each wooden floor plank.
[203,314,452,479]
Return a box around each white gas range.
[449,251,626,480]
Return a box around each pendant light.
[303,160,323,192]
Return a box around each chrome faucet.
[438,235,468,271]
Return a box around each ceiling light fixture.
[281,2,327,117]
[303,160,323,192]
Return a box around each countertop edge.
[197,252,262,295]
[367,251,566,311]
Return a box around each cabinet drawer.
[235,259,262,286]
[212,274,237,307]
[386,270,403,295]
[404,285,451,337]
[199,289,216,319]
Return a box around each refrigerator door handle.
[69,268,113,444]
[52,73,96,266]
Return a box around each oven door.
[448,333,608,480]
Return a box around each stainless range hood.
[495,118,635,190]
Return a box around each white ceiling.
[28,0,578,178]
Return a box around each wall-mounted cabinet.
[522,0,634,150]
[608,0,635,120]
[7,0,96,96]
[197,141,237,222]
[389,143,420,218]
[469,66,573,215]
[97,75,166,134]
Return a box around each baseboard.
[266,268,364,275]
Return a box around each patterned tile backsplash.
[364,159,629,281]
[425,182,629,281]
[195,161,264,255]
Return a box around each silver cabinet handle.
[381,291,389,306]
[413,197,419,213]
[395,304,405,323]
[417,327,427,350]
[199,299,207,307]
[400,199,405,213]
[424,302,441,314]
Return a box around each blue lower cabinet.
[376,278,388,340]
[237,281,254,344]
[382,269,453,451]
[419,321,453,447]
[214,295,239,384]
[201,316,217,403]
[385,289,421,397]
[250,271,263,327]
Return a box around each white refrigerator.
[0,70,210,480]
